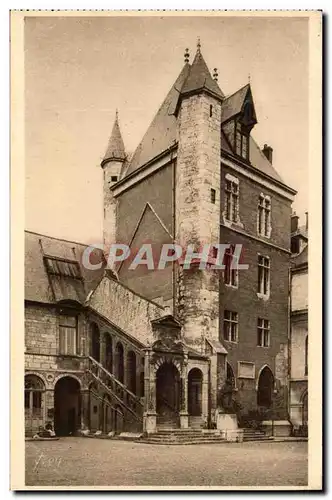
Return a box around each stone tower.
[101,111,126,255]
[175,42,224,409]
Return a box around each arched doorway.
[54,376,81,436]
[90,323,100,362]
[156,362,180,427]
[127,350,136,394]
[24,374,45,434]
[257,366,274,408]
[188,368,203,416]
[115,342,124,383]
[104,333,113,373]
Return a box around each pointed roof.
[220,83,255,124]
[181,46,224,99]
[125,63,191,176]
[101,111,126,167]
[125,46,224,177]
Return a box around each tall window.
[24,375,44,416]
[224,245,238,287]
[59,315,78,355]
[305,335,308,376]
[225,179,239,222]
[223,311,238,342]
[258,255,270,296]
[258,195,271,237]
[257,318,270,347]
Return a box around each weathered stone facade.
[25,42,299,437]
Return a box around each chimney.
[305,211,308,231]
[262,144,273,163]
[291,212,299,233]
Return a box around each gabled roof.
[101,111,126,167]
[220,84,250,124]
[25,231,106,304]
[125,47,223,177]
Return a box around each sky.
[25,15,309,243]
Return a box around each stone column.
[44,389,55,429]
[180,352,189,428]
[123,345,128,387]
[100,335,106,368]
[80,389,90,431]
[143,348,157,434]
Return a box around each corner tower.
[101,111,126,255]
[176,42,223,342]
[175,41,224,408]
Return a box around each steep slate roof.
[220,84,250,124]
[125,48,224,177]
[25,231,105,304]
[180,49,224,99]
[123,46,290,189]
[101,111,126,166]
[125,64,190,176]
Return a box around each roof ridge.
[25,229,94,248]
[223,83,250,101]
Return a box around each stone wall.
[88,276,167,346]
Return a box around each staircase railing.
[87,356,143,422]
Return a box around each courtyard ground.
[25,437,308,488]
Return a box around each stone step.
[139,437,226,445]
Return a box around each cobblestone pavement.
[25,437,308,488]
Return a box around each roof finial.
[248,73,251,84]
[213,68,218,82]
[197,37,201,54]
[115,108,119,121]
[184,48,190,64]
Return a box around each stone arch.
[188,368,203,416]
[257,365,274,408]
[53,372,82,389]
[153,356,182,376]
[25,371,47,388]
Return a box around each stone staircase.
[87,356,144,431]
[139,428,227,445]
[242,428,272,442]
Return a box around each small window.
[210,188,216,204]
[209,105,213,117]
[257,318,270,347]
[223,310,238,342]
[111,176,118,182]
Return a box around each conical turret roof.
[101,111,126,166]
